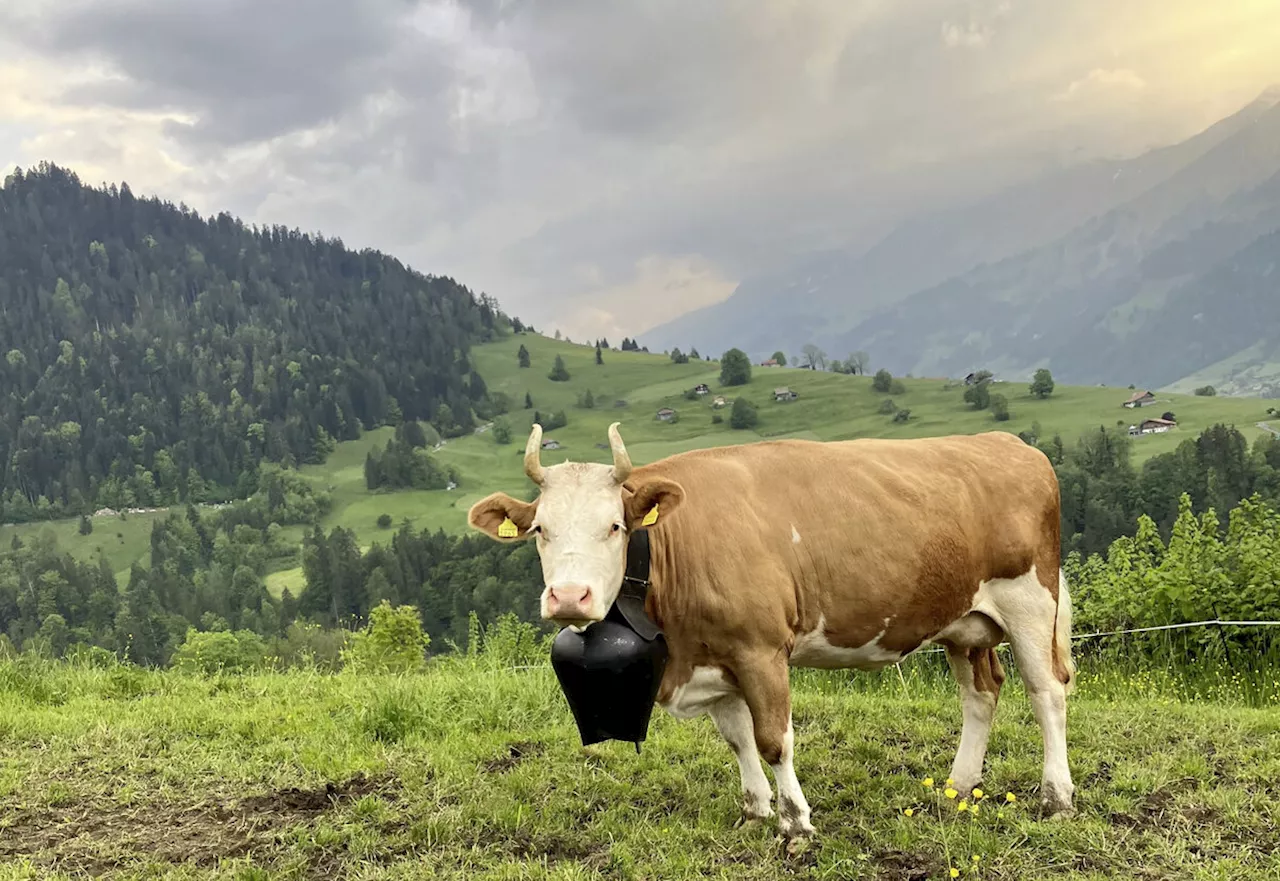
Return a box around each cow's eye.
[531,525,543,535]
[611,523,623,534]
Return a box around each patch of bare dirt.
[0,772,397,877]
[874,849,938,881]
[482,741,544,773]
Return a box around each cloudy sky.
[3,0,1279,341]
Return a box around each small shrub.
[889,379,907,396]
[730,397,759,429]
[377,513,393,529]
[893,409,911,423]
[879,398,897,414]
[78,515,93,535]
[991,393,1010,421]
[872,369,893,393]
[712,412,723,424]
[341,601,430,674]
[171,629,268,675]
[1194,385,1217,397]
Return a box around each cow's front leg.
[739,660,814,849]
[708,696,774,824]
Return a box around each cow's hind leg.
[945,646,1005,795]
[998,570,1076,817]
[708,696,774,824]
[739,658,814,848]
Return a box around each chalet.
[712,395,728,409]
[656,407,677,422]
[541,439,561,450]
[760,358,780,367]
[1123,390,1156,409]
[693,383,710,396]
[774,387,798,402]
[1129,417,1177,437]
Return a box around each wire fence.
[504,618,1280,671]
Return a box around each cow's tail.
[1054,568,1077,695]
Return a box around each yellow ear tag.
[641,504,659,527]
[497,517,519,538]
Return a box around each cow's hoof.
[733,811,770,829]
[778,833,814,858]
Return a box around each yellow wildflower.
[972,788,984,800]
[944,788,958,800]
[972,855,981,863]
[971,804,980,817]
[922,777,935,788]
[946,778,955,786]
[950,869,960,879]
[958,800,969,812]
[1005,792,1017,803]
[903,808,914,817]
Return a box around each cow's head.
[467,422,683,629]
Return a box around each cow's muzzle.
[545,584,596,624]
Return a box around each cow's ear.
[468,492,538,541]
[624,477,685,530]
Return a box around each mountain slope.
[645,87,1280,362]
[0,163,511,524]
[829,92,1280,386]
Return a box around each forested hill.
[0,163,511,524]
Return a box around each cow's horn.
[524,423,545,485]
[608,422,632,483]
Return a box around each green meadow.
[3,653,1280,880]
[2,333,1272,586]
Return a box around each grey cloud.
[6,0,1276,338]
[4,0,411,147]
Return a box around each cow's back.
[639,431,1060,659]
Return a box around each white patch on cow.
[789,615,904,671]
[790,524,802,544]
[660,666,736,720]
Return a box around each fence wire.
[504,618,1280,671]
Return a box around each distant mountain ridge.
[645,87,1280,395]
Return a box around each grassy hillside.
[4,656,1280,880]
[2,332,1271,585]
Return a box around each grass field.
[2,332,1272,585]
[4,654,1280,880]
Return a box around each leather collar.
[608,528,663,641]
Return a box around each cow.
[467,421,1076,848]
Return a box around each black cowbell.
[549,530,668,749]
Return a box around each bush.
[170,628,269,675]
[730,397,759,429]
[712,412,723,424]
[78,515,92,535]
[879,398,897,414]
[341,601,430,674]
[893,409,911,423]
[889,379,907,396]
[964,381,991,410]
[377,513,393,529]
[991,393,1010,421]
[492,415,512,444]
[872,369,893,393]
[1194,385,1217,397]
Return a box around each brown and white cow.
[468,422,1076,846]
